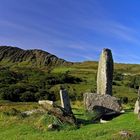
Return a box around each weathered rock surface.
[47,105,76,125]
[60,89,72,114]
[134,87,140,115]
[0,46,72,67]
[22,109,45,115]
[134,100,140,114]
[39,100,54,106]
[97,48,113,95]
[84,93,122,118]
[48,124,59,131]
[39,100,76,125]
[119,130,133,138]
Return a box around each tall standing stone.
[134,87,140,117]
[60,89,72,114]
[97,48,114,95]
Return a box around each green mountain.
[0,46,71,67]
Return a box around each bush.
[0,67,83,102]
[113,72,124,81]
[0,86,21,101]
[3,108,21,116]
[113,81,121,86]
[128,76,140,89]
[120,97,128,104]
[46,72,82,85]
[20,91,36,102]
[35,89,49,100]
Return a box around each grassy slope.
[1,61,140,139]
[0,102,140,140]
[52,61,138,103]
[0,60,139,103]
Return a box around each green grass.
[0,102,140,140]
[52,67,75,73]
[1,53,140,139]
[51,62,139,104]
[1,60,140,139]
[0,60,139,104]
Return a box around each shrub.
[120,97,128,104]
[0,86,21,101]
[113,72,124,81]
[128,76,140,89]
[3,108,21,116]
[20,91,36,102]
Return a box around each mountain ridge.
[0,46,72,67]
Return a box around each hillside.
[0,46,140,105]
[0,46,71,68]
[1,46,140,139]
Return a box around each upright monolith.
[97,48,114,95]
[134,87,140,117]
[60,89,72,114]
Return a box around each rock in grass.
[100,119,109,123]
[47,105,76,125]
[119,130,133,138]
[38,100,54,110]
[48,124,59,131]
[60,89,72,114]
[97,48,113,95]
[39,99,76,125]
[39,100,54,106]
[22,109,45,116]
[84,93,122,120]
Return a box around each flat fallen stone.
[84,93,122,112]
[84,93,122,120]
[38,100,54,110]
[38,100,54,106]
[22,109,45,115]
[119,130,133,137]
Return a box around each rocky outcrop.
[39,100,76,125]
[97,48,113,95]
[84,93,122,119]
[47,105,76,125]
[0,46,72,67]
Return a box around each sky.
[1,0,140,63]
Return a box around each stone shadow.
[74,105,123,126]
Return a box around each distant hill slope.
[0,46,72,67]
